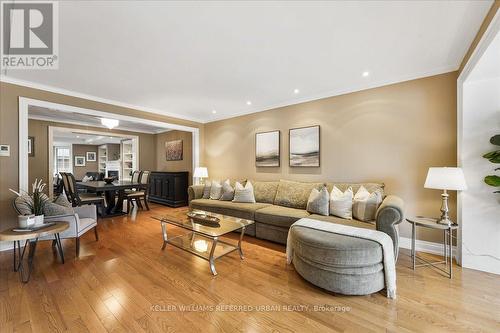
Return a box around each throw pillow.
[44,201,74,216]
[329,186,353,219]
[209,180,223,200]
[232,181,256,203]
[219,179,235,201]
[353,186,383,222]
[202,180,212,199]
[306,185,329,216]
[54,194,73,208]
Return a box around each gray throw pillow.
[232,181,256,203]
[352,186,383,222]
[219,179,234,201]
[54,194,72,208]
[202,180,212,199]
[209,180,223,200]
[306,186,329,216]
[43,201,74,216]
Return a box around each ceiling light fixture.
[212,110,217,114]
[246,101,252,105]
[294,88,300,94]
[362,71,370,77]
[101,118,119,129]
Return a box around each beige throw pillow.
[202,180,212,199]
[209,180,223,200]
[330,186,353,219]
[306,186,329,216]
[232,181,256,203]
[353,186,383,222]
[219,179,234,201]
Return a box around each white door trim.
[456,10,500,266]
[19,97,200,191]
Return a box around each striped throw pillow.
[353,186,383,222]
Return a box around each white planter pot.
[34,214,44,226]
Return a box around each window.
[54,146,71,175]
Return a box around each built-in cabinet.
[148,172,189,207]
[97,142,137,180]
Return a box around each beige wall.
[27,119,158,188]
[72,144,99,179]
[156,130,193,184]
[204,72,458,243]
[0,82,203,231]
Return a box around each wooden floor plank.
[1,203,499,333]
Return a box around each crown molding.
[2,64,457,124]
[0,75,205,123]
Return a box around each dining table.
[76,180,143,216]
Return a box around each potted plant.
[483,135,500,193]
[10,178,48,225]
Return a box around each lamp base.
[436,217,454,226]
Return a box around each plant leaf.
[484,175,500,187]
[490,135,500,146]
[490,155,500,163]
[483,150,500,159]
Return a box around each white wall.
[461,77,500,274]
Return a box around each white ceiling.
[53,131,124,145]
[28,105,171,134]
[2,1,493,123]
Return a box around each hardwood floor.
[1,203,499,332]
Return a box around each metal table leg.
[54,233,65,264]
[209,237,218,276]
[237,227,246,260]
[448,228,453,279]
[17,238,38,283]
[412,223,416,270]
[161,222,168,250]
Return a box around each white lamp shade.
[424,167,467,191]
[193,167,208,178]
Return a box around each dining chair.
[125,170,151,213]
[61,173,106,214]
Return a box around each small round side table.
[0,222,69,283]
[406,216,459,278]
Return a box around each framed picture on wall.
[28,136,35,157]
[255,130,280,167]
[289,125,320,167]
[86,151,97,161]
[166,139,183,161]
[75,155,86,167]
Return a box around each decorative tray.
[187,211,220,226]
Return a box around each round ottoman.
[290,226,385,295]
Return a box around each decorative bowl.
[187,211,220,227]
[103,177,114,184]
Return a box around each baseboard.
[399,236,457,259]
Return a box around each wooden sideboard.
[148,171,189,207]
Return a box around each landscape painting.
[289,125,320,167]
[255,131,280,167]
[166,139,183,161]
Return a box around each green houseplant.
[483,135,500,193]
[10,178,48,224]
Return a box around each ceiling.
[2,1,493,123]
[53,131,125,145]
[28,105,171,134]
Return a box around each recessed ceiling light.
[212,110,217,114]
[101,118,119,129]
[76,135,80,138]
[109,136,113,139]
[294,88,300,94]
[246,101,252,105]
[362,71,370,77]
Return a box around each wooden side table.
[406,216,459,278]
[0,222,69,283]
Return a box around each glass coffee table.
[152,210,254,275]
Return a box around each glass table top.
[151,210,254,237]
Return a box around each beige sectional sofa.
[188,180,404,258]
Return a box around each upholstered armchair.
[13,200,98,257]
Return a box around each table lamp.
[193,167,208,184]
[424,167,467,226]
